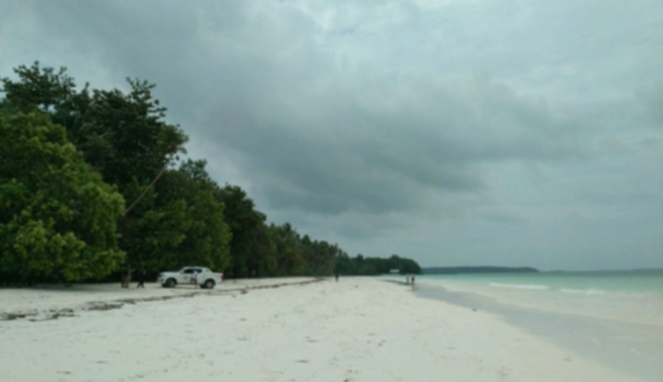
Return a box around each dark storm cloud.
[192,74,589,216]
[3,0,663,268]
[1,1,593,215]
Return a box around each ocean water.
[402,270,663,381]
[426,269,663,293]
[415,270,663,326]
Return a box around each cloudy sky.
[2,0,662,270]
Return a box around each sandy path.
[0,278,643,381]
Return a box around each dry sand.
[0,278,644,381]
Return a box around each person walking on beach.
[136,268,146,289]
[411,274,415,285]
[335,272,339,282]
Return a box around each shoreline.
[0,278,645,381]
[415,280,663,381]
[413,277,663,328]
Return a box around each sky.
[1,0,662,270]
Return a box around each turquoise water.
[411,272,663,382]
[421,269,663,295]
[393,270,663,326]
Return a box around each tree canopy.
[0,62,421,283]
[335,253,422,276]
[0,112,125,282]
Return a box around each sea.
[392,270,663,381]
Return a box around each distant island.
[423,266,539,275]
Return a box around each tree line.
[335,254,422,275]
[0,63,421,284]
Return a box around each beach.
[415,273,663,381]
[0,278,645,381]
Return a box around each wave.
[559,288,607,296]
[489,282,549,290]
[488,283,608,295]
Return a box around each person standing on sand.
[192,270,199,288]
[136,268,146,288]
[335,272,339,282]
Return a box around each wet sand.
[416,281,663,381]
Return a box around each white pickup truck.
[158,266,224,289]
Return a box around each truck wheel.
[204,280,215,289]
[165,278,177,288]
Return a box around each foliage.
[2,62,192,275]
[215,185,265,278]
[335,253,422,275]
[1,62,187,187]
[122,160,232,273]
[0,112,125,282]
[1,62,421,282]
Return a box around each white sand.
[0,278,644,381]
[0,278,313,319]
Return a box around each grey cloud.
[208,74,590,215]
[3,0,663,268]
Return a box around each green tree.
[161,160,232,270]
[0,112,125,282]
[2,63,188,270]
[249,222,279,277]
[1,62,400,281]
[299,236,337,276]
[121,160,232,273]
[334,251,354,275]
[334,253,421,276]
[272,223,307,276]
[216,185,265,278]
[1,62,187,186]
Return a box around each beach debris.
[86,302,124,311]
[1,311,38,321]
[2,278,324,322]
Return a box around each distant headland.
[422,266,539,275]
